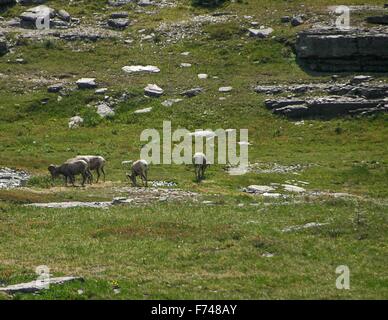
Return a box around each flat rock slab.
[282,222,329,233]
[122,65,160,74]
[27,201,113,209]
[266,97,388,118]
[0,276,83,294]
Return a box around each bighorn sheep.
[193,152,208,182]
[68,155,106,183]
[127,160,148,187]
[48,160,89,187]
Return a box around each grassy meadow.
[0,0,387,299]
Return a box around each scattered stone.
[180,63,192,68]
[96,103,115,118]
[0,168,30,189]
[144,84,164,97]
[198,73,208,79]
[68,116,84,129]
[281,16,291,23]
[122,65,160,74]
[161,99,182,107]
[219,86,233,93]
[291,16,304,26]
[0,277,83,295]
[244,185,275,194]
[350,75,373,84]
[134,107,152,114]
[181,87,203,98]
[248,27,274,38]
[95,88,108,94]
[57,9,71,22]
[107,18,129,29]
[150,180,177,187]
[110,12,129,19]
[47,83,64,93]
[282,184,306,193]
[282,222,329,233]
[76,78,97,89]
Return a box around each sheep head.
[48,165,59,178]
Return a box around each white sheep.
[127,160,148,187]
[193,152,208,182]
[72,155,106,183]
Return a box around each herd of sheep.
[48,152,208,187]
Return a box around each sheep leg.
[101,167,106,182]
[87,170,93,184]
[70,175,76,187]
[81,172,86,187]
[96,168,101,183]
[141,173,147,187]
[64,175,68,187]
[195,165,200,182]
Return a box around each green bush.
[191,0,228,7]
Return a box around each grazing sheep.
[193,152,208,182]
[73,155,106,183]
[48,160,89,187]
[127,160,148,187]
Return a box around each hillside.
[0,0,387,299]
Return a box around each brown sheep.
[48,160,89,187]
[127,160,148,187]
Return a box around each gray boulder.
[181,87,203,97]
[107,18,129,29]
[57,9,71,22]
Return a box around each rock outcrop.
[265,97,388,118]
[296,28,388,72]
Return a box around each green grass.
[0,0,387,299]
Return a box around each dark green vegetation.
[0,0,387,299]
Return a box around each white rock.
[0,277,83,294]
[219,86,233,93]
[248,27,274,38]
[134,107,152,114]
[246,185,275,194]
[198,73,208,79]
[96,103,115,118]
[68,116,84,129]
[144,84,164,97]
[282,184,306,193]
[180,63,192,68]
[95,88,108,94]
[122,65,160,74]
